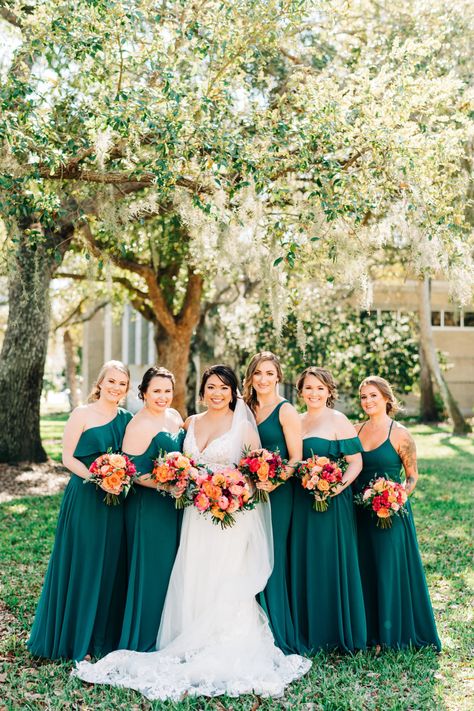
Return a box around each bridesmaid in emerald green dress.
[243,352,302,654]
[119,366,184,652]
[354,376,441,651]
[28,361,132,661]
[291,367,366,653]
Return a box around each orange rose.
[202,481,221,500]
[315,457,330,466]
[212,472,227,487]
[373,479,387,492]
[153,464,172,483]
[317,479,330,492]
[377,507,390,518]
[101,473,123,495]
[108,453,126,468]
[257,461,270,482]
[211,506,225,520]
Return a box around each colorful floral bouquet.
[355,477,409,528]
[191,467,254,529]
[88,451,137,505]
[150,451,199,509]
[295,455,343,512]
[238,448,288,502]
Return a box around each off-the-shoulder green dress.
[28,408,132,660]
[291,435,367,653]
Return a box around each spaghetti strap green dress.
[119,429,185,652]
[28,408,132,660]
[257,400,296,654]
[353,422,441,650]
[291,436,367,654]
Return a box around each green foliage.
[255,308,420,407]
[0,426,472,709]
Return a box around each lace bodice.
[184,417,235,470]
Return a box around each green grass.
[40,413,68,462]
[0,425,472,710]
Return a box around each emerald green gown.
[354,422,441,650]
[257,400,296,654]
[291,436,367,654]
[28,408,132,661]
[119,429,185,652]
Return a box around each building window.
[431,310,474,329]
[464,312,474,328]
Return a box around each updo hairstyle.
[138,366,175,400]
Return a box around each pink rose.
[194,493,210,511]
[218,496,229,510]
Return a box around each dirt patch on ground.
[0,462,69,503]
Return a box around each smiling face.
[301,373,329,412]
[203,374,233,412]
[98,367,129,404]
[143,376,173,414]
[360,384,388,417]
[251,360,279,397]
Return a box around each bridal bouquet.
[150,451,199,509]
[238,448,288,502]
[295,455,343,512]
[354,477,408,528]
[87,451,137,505]
[191,467,253,529]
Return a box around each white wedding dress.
[74,404,311,701]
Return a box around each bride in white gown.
[74,365,311,700]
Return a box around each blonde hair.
[296,366,338,408]
[243,351,283,414]
[359,375,402,415]
[88,360,130,403]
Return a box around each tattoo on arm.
[399,436,417,472]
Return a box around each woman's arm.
[332,413,362,494]
[280,402,303,472]
[61,408,92,480]
[395,426,418,495]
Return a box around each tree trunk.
[0,230,53,462]
[63,328,80,409]
[154,327,193,418]
[419,342,439,422]
[418,276,471,434]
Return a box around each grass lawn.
[0,424,472,710]
[39,413,68,462]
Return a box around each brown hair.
[243,351,283,414]
[296,366,338,408]
[359,375,402,415]
[88,360,130,402]
[138,366,175,400]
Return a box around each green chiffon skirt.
[28,474,127,660]
[291,485,367,653]
[119,487,181,651]
[258,479,296,654]
[356,500,441,650]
